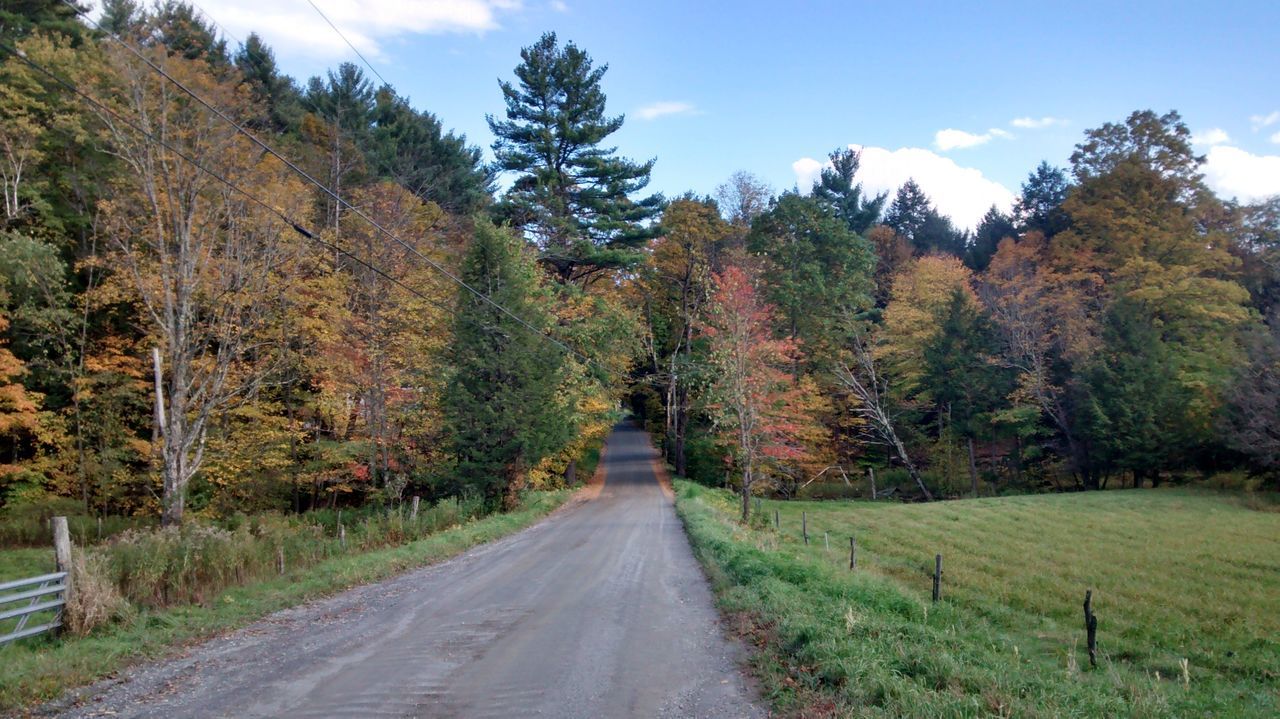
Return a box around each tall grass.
[676,481,1280,718]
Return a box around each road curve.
[47,423,764,719]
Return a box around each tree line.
[2,2,1277,528]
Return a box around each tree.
[1078,299,1189,486]
[234,32,300,133]
[922,289,1009,493]
[747,193,875,367]
[715,170,772,230]
[700,266,818,521]
[640,198,729,476]
[1222,317,1280,485]
[810,147,886,234]
[967,205,1016,272]
[445,221,569,510]
[1057,110,1251,446]
[488,32,662,284]
[91,44,307,524]
[879,255,978,397]
[834,327,934,501]
[367,88,493,215]
[884,179,963,255]
[1013,161,1071,237]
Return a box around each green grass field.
[676,481,1280,718]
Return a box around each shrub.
[65,550,131,635]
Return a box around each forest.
[2,0,1279,533]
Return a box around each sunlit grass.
[677,481,1280,717]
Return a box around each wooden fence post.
[1083,590,1098,667]
[53,516,74,616]
[774,509,779,530]
[868,467,877,500]
[932,554,943,602]
[849,536,857,570]
[411,496,420,521]
[277,546,285,575]
[824,532,829,552]
[802,511,808,545]
[339,523,346,550]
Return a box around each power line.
[0,40,453,319]
[300,0,389,87]
[60,0,600,371]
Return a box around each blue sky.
[180,0,1279,227]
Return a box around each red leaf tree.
[700,265,821,521]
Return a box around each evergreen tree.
[1079,299,1189,486]
[967,205,1017,271]
[810,147,886,234]
[151,1,230,67]
[234,32,300,133]
[445,221,569,510]
[885,179,963,255]
[0,0,87,43]
[1013,161,1071,237]
[747,193,875,366]
[367,89,494,215]
[488,32,662,284]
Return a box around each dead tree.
[835,329,934,501]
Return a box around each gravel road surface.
[44,423,764,718]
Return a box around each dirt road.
[48,424,763,718]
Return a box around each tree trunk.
[564,458,577,485]
[967,436,979,496]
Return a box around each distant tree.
[866,225,912,307]
[488,32,662,284]
[884,179,931,245]
[810,147,886,234]
[641,198,730,476]
[151,1,230,67]
[967,205,1017,271]
[1013,161,1071,237]
[445,221,569,510]
[234,33,300,133]
[367,88,493,214]
[0,0,87,43]
[1222,317,1280,486]
[879,254,977,397]
[747,193,875,366]
[885,179,963,255]
[715,170,772,229]
[922,288,1010,493]
[1078,299,1189,487]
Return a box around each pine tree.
[1013,161,1071,237]
[811,147,886,234]
[445,221,570,510]
[967,205,1017,271]
[884,179,964,255]
[488,32,662,284]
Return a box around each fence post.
[339,523,346,550]
[824,532,829,552]
[52,516,74,615]
[849,536,857,570]
[932,554,943,602]
[411,496,420,522]
[774,509,779,530]
[868,467,877,500]
[802,511,808,545]
[277,546,285,575]
[1083,590,1098,667]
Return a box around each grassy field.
[676,481,1280,718]
[0,489,572,713]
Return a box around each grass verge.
[0,489,571,713]
[674,480,1280,718]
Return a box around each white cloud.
[935,127,1014,151]
[1251,111,1280,131]
[793,145,1016,230]
[550,0,569,10]
[1271,131,1280,145]
[1191,128,1231,146]
[1202,146,1280,203]
[635,101,697,121]
[1011,116,1066,129]
[164,0,523,61]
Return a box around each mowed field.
[676,482,1280,717]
